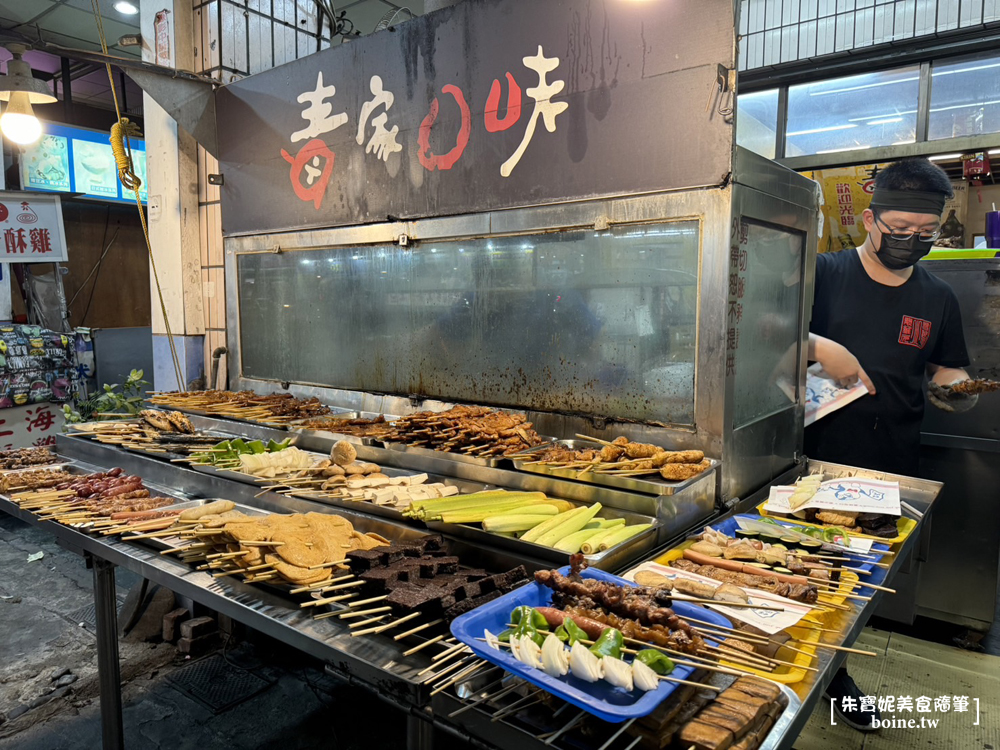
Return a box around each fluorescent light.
[933,62,1000,77]
[929,98,1000,113]
[807,76,919,96]
[114,1,139,14]
[815,145,872,154]
[786,123,858,136]
[989,149,1000,155]
[928,153,962,161]
[849,109,917,122]
[866,117,903,126]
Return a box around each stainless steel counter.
[0,433,939,750]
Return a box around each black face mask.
[875,232,934,270]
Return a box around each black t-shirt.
[803,250,970,476]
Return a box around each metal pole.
[406,713,434,750]
[91,556,124,750]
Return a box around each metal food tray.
[427,502,659,572]
[121,429,241,461]
[186,447,329,486]
[144,402,354,431]
[287,465,484,523]
[0,461,74,475]
[380,434,558,470]
[511,440,719,496]
[114,498,269,552]
[288,411,400,447]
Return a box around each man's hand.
[809,334,876,394]
[927,382,978,413]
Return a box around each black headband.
[870,189,947,215]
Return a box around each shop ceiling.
[0,0,423,116]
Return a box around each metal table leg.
[91,556,124,750]
[407,713,435,750]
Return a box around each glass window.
[731,220,804,428]
[785,66,920,156]
[929,54,1000,140]
[237,222,700,425]
[737,89,779,159]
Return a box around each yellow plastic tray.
[652,543,852,684]
[755,501,917,545]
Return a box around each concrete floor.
[1,513,997,750]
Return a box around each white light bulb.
[1,94,42,145]
[114,1,139,14]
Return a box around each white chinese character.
[500,45,568,178]
[356,75,402,162]
[953,696,969,712]
[916,696,932,713]
[897,695,913,712]
[878,695,896,713]
[859,696,877,713]
[841,695,858,712]
[934,696,951,712]
[291,72,348,143]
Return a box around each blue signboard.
[19,123,146,205]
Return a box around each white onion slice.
[541,633,569,677]
[602,656,634,691]
[484,629,500,651]
[569,641,604,682]
[632,658,660,692]
[513,635,543,669]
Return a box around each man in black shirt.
[805,158,978,731]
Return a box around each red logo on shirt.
[899,316,932,349]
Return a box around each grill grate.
[167,654,274,714]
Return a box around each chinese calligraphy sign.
[217,0,736,234]
[0,192,68,263]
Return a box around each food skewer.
[394,619,443,641]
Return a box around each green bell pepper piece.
[589,628,623,659]
[247,440,267,454]
[497,627,515,643]
[635,649,674,675]
[229,439,248,454]
[555,617,588,646]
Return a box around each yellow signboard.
[802,164,887,254]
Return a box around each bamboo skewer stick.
[403,634,446,657]
[394,619,443,641]
[338,606,392,620]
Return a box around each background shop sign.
[0,191,68,263]
[807,165,968,252]
[0,402,65,450]
[216,0,736,235]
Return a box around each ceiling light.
[928,153,962,161]
[1,93,42,145]
[815,145,872,154]
[786,123,857,137]
[866,117,903,126]
[114,1,139,14]
[0,45,56,104]
[807,76,919,96]
[0,44,54,147]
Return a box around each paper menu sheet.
[778,362,869,426]
[622,561,809,634]
[763,478,901,517]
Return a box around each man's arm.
[808,333,876,394]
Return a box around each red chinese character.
[898,315,932,349]
[728,300,743,323]
[32,435,56,447]
[25,406,55,433]
[418,84,472,171]
[485,72,522,132]
[3,228,27,254]
[729,273,739,297]
[738,247,748,272]
[739,221,749,245]
[280,139,335,210]
[840,216,856,227]
[29,228,52,254]
[727,327,739,351]
[737,276,746,299]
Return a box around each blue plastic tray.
[717,515,890,598]
[450,566,733,723]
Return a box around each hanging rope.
[90,0,186,391]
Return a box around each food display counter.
[0,408,940,750]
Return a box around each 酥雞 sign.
[0,192,68,263]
